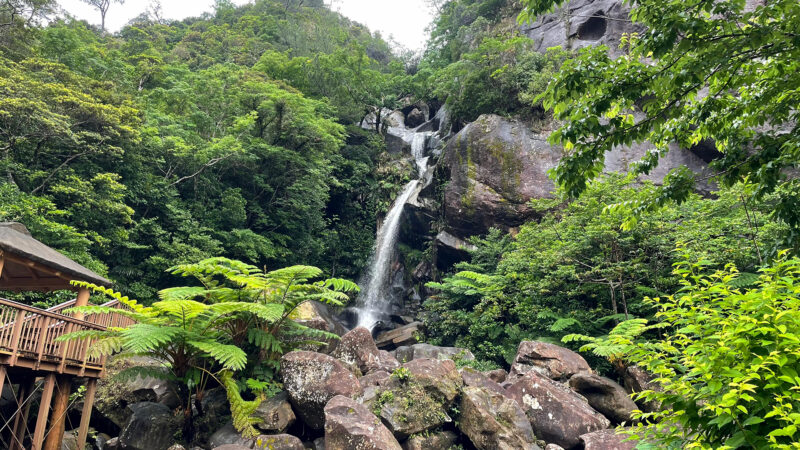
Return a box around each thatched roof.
[0,222,112,288]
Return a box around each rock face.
[253,391,295,433]
[394,343,475,363]
[280,351,362,430]
[510,341,591,381]
[623,365,662,412]
[461,367,507,396]
[254,434,305,450]
[442,114,562,237]
[324,395,402,450]
[580,429,637,450]
[441,114,710,238]
[117,402,176,450]
[507,373,611,449]
[521,0,643,57]
[569,373,638,424]
[333,327,400,375]
[459,386,540,450]
[406,108,426,128]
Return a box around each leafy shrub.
[568,251,800,449]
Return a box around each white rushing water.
[354,129,431,331]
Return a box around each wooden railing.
[0,298,134,376]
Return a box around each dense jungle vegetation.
[2,0,800,447]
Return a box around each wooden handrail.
[0,298,105,330]
[0,297,135,376]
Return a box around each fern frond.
[221,370,262,439]
[319,278,360,292]
[268,265,322,282]
[115,365,175,383]
[121,324,183,353]
[151,299,209,319]
[210,302,284,322]
[188,340,247,371]
[55,329,113,342]
[158,286,208,302]
[69,281,146,312]
[85,336,126,358]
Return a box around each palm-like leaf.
[188,340,247,371]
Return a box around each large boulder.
[333,327,400,375]
[622,365,662,413]
[569,373,638,424]
[509,341,591,381]
[252,391,295,433]
[254,434,305,450]
[117,402,176,450]
[394,343,475,363]
[373,358,463,439]
[459,385,540,450]
[280,351,362,430]
[402,430,458,450]
[442,114,710,238]
[442,114,562,237]
[507,373,611,449]
[324,395,402,450]
[579,429,637,450]
[461,367,507,396]
[405,108,426,128]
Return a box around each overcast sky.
[56,0,435,51]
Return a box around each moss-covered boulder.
[459,386,540,450]
[324,395,402,450]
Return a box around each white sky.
[56,0,435,51]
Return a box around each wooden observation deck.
[0,222,133,450]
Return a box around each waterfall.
[354,129,431,331]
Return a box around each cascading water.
[354,129,431,331]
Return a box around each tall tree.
[520,0,800,247]
[80,0,124,33]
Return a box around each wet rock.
[622,366,662,413]
[280,351,362,430]
[435,231,478,268]
[104,437,120,450]
[545,445,565,450]
[484,368,508,383]
[195,387,232,443]
[208,422,253,448]
[395,343,475,363]
[406,108,426,128]
[253,391,295,433]
[509,341,591,381]
[333,327,400,375]
[461,367,507,396]
[375,322,423,349]
[459,385,540,450]
[402,430,458,450]
[117,402,176,450]
[442,114,709,239]
[569,373,638,424]
[385,133,411,154]
[580,429,637,450]
[166,445,185,450]
[324,395,402,450]
[507,373,611,449]
[389,358,462,403]
[61,431,78,450]
[312,437,325,450]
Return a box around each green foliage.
[568,251,800,449]
[521,0,800,250]
[424,177,783,366]
[60,256,356,442]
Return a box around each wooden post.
[32,374,56,450]
[8,309,27,366]
[11,378,35,450]
[0,365,6,395]
[42,375,71,450]
[76,378,97,450]
[74,288,90,321]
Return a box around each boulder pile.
[92,328,644,449]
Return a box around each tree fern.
[220,370,262,439]
[188,341,247,371]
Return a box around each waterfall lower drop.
[354,130,431,331]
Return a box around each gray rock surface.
[509,341,591,381]
[569,372,638,424]
[461,367,507,396]
[459,385,540,450]
[333,327,400,375]
[375,322,423,349]
[507,373,611,449]
[324,395,402,450]
[117,402,176,450]
[253,391,296,433]
[280,351,362,430]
